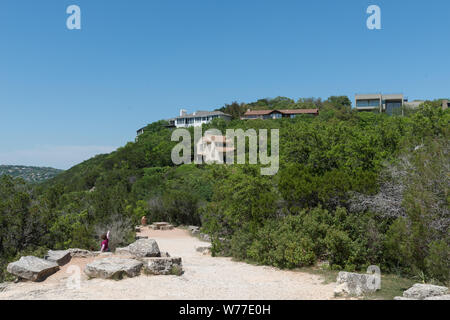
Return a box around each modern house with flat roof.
[241,108,319,120]
[355,93,406,115]
[174,109,232,128]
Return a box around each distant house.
[355,93,406,115]
[195,134,235,163]
[175,109,232,128]
[241,109,319,120]
[135,109,231,138]
[136,127,146,136]
[443,99,449,110]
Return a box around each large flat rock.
[115,239,160,258]
[403,284,448,300]
[84,257,143,280]
[141,257,183,275]
[7,256,60,282]
[45,250,72,266]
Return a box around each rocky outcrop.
[141,257,183,275]
[84,257,143,280]
[115,239,160,258]
[45,250,72,266]
[397,284,448,300]
[7,256,60,282]
[334,271,380,296]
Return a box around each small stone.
[196,246,211,255]
[141,257,183,275]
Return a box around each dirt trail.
[0,227,336,300]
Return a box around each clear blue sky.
[0,0,449,169]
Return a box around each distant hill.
[0,165,63,183]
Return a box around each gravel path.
[0,227,336,300]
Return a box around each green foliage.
[1,97,448,284]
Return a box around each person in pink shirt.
[100,230,110,252]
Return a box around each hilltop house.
[174,109,232,128]
[136,109,232,138]
[241,109,319,120]
[355,93,406,115]
[195,134,235,163]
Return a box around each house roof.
[176,111,231,119]
[243,109,319,116]
[278,109,319,115]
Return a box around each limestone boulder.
[334,271,380,297]
[141,257,183,275]
[84,257,143,280]
[403,284,448,300]
[115,239,160,258]
[45,250,72,266]
[7,256,59,282]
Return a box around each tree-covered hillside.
[0,165,62,183]
[1,96,448,284]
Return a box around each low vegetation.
[0,96,448,287]
[0,165,62,183]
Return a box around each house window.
[356,99,380,107]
